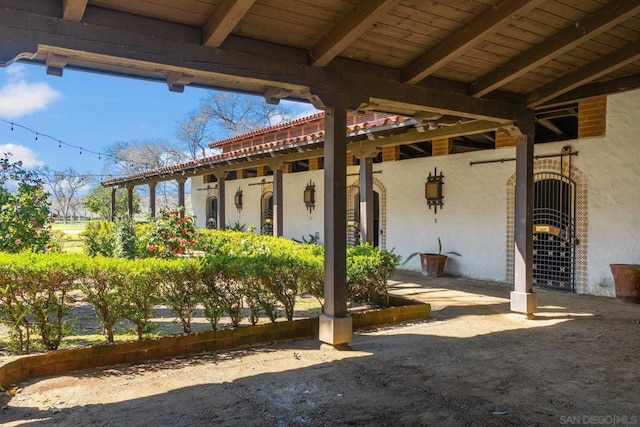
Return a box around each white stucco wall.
[191,88,640,296]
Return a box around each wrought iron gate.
[533,172,577,292]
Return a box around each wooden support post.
[272,166,284,237]
[177,178,186,218]
[216,173,226,229]
[126,185,134,219]
[149,182,157,219]
[110,187,117,221]
[511,127,537,316]
[319,97,352,346]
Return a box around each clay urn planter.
[403,238,461,277]
[609,264,640,303]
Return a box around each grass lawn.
[52,222,86,253]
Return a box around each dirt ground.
[1,270,639,426]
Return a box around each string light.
[0,117,154,170]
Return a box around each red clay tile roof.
[209,112,325,148]
[102,113,413,187]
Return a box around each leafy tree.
[42,166,90,222]
[176,91,293,160]
[0,153,52,253]
[84,184,140,219]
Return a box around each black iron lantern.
[425,167,444,213]
[234,187,243,212]
[303,180,315,213]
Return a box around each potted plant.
[403,237,461,277]
[609,264,640,303]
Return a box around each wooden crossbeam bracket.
[166,72,193,93]
[45,52,68,76]
[264,87,292,105]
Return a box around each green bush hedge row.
[0,231,399,354]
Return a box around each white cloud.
[0,65,61,119]
[0,144,45,168]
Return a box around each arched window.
[206,196,217,229]
[261,192,273,235]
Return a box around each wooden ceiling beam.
[61,0,87,22]
[0,5,531,124]
[402,0,545,85]
[470,0,640,97]
[309,0,400,67]
[539,75,640,108]
[202,0,255,48]
[526,40,640,108]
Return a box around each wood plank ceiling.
[1,0,639,122]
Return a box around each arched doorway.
[206,196,217,229]
[533,172,577,292]
[506,159,587,293]
[261,191,274,235]
[350,190,380,247]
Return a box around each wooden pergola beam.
[470,0,640,97]
[402,0,545,85]
[61,0,87,22]
[309,0,400,67]
[526,40,640,108]
[202,0,255,48]
[0,10,531,124]
[539,74,640,108]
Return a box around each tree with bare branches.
[176,91,293,160]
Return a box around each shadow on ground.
[2,271,639,426]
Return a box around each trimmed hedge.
[0,231,400,354]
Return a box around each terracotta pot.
[420,254,448,277]
[609,264,640,303]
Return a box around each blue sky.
[0,62,317,181]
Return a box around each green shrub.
[81,221,116,257]
[113,216,137,259]
[0,155,52,253]
[80,256,127,342]
[157,258,203,334]
[0,254,31,353]
[347,245,400,306]
[8,253,85,350]
[201,255,245,327]
[144,209,200,258]
[254,254,301,321]
[118,259,160,340]
[296,245,325,307]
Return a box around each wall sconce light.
[234,187,243,212]
[303,180,315,213]
[425,167,444,213]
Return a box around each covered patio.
[2,0,639,344]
